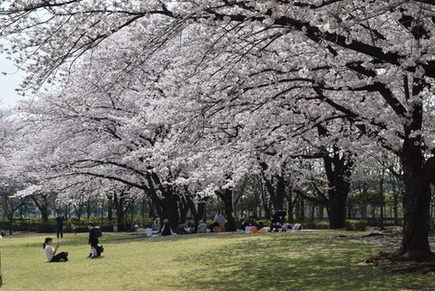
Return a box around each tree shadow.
[168,233,434,290]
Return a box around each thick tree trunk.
[217,188,236,231]
[399,141,432,258]
[325,159,351,229]
[263,175,286,211]
[318,126,353,230]
[185,196,201,230]
[167,194,180,231]
[395,85,434,260]
[197,201,206,220]
[40,209,49,221]
[328,190,347,229]
[178,196,190,223]
[31,195,49,221]
[260,163,286,212]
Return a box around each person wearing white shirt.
[43,237,68,262]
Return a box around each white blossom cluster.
[0,0,434,217]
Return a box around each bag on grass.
[96,244,104,256]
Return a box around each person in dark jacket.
[87,222,99,258]
[56,213,65,238]
[161,219,173,236]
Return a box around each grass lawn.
[0,231,433,290]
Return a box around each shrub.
[345,220,367,231]
[37,221,57,233]
[0,217,128,233]
[314,221,330,229]
[302,220,330,230]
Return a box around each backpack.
[96,244,104,256]
[95,226,103,237]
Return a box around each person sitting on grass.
[292,223,302,231]
[161,219,174,236]
[152,218,161,233]
[208,213,225,232]
[196,220,207,233]
[270,210,286,232]
[176,222,189,234]
[43,237,68,262]
[247,216,261,230]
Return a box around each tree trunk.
[297,198,305,222]
[310,203,315,221]
[318,126,353,230]
[86,200,91,219]
[40,209,49,221]
[258,177,271,219]
[31,195,49,221]
[390,176,400,226]
[217,188,236,231]
[347,203,352,220]
[166,192,180,231]
[318,205,324,220]
[197,201,207,220]
[107,195,113,221]
[379,169,385,230]
[399,139,432,258]
[396,83,433,259]
[113,193,126,228]
[287,198,294,223]
[361,187,368,220]
[328,191,347,229]
[326,164,350,229]
[8,217,13,235]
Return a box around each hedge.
[345,220,367,231]
[0,217,123,233]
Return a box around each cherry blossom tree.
[1,0,435,260]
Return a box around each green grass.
[0,231,433,290]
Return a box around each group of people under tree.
[149,213,226,236]
[147,210,302,236]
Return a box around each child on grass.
[43,237,68,262]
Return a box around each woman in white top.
[43,237,69,262]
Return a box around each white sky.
[0,53,25,108]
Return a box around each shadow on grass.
[169,233,434,290]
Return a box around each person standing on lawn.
[56,213,65,238]
[87,222,99,258]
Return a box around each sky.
[0,53,25,108]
